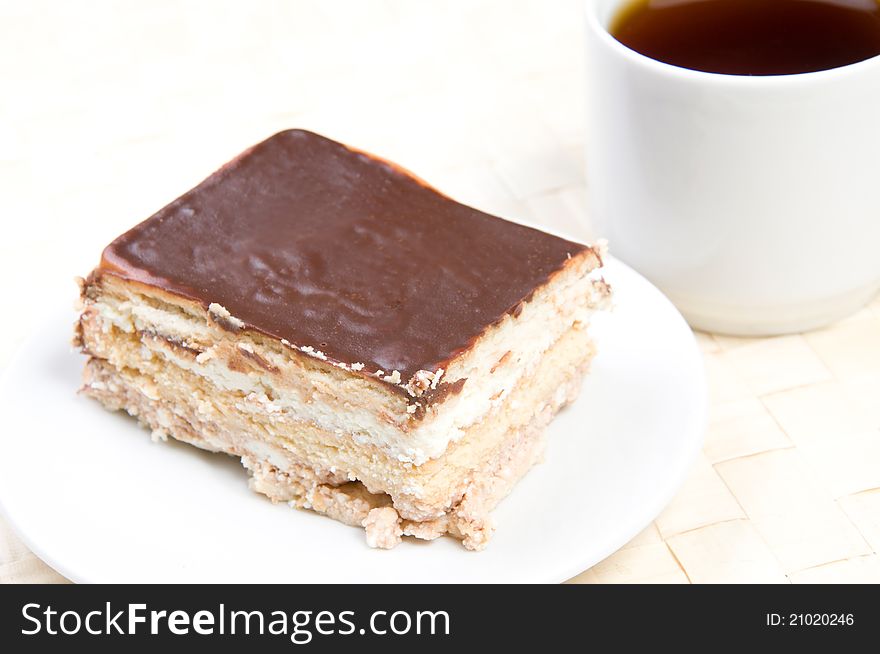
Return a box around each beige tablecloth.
[2,0,878,584]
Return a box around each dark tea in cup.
[610,0,880,75]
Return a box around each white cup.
[584,0,880,335]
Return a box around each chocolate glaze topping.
[99,130,588,387]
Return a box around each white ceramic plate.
[0,257,705,583]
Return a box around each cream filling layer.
[86,257,608,464]
[81,322,595,517]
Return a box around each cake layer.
[96,129,593,383]
[81,324,591,549]
[79,250,609,465]
[79,309,596,523]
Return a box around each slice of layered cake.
[75,129,611,550]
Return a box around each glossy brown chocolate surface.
[99,129,588,382]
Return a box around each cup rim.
[585,0,880,85]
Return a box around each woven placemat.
[2,0,878,584]
[570,306,880,583]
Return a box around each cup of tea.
[584,0,880,335]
